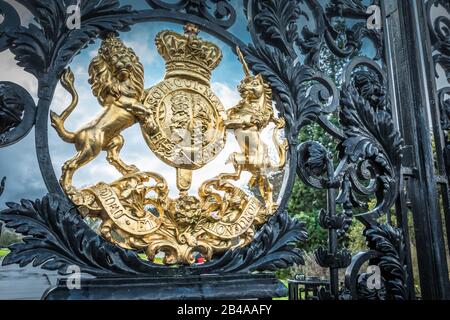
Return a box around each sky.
[0,0,284,203]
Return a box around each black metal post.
[382,0,450,300]
[327,160,339,298]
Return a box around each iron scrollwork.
[428,0,450,177]
[0,82,36,148]
[342,222,407,300]
[8,0,137,79]
[337,58,406,300]
[1,194,307,276]
[0,0,307,278]
[363,222,407,300]
[0,0,409,299]
[0,1,35,148]
[0,0,20,52]
[146,0,236,29]
[243,0,340,156]
[339,58,403,220]
[297,140,352,299]
[429,0,450,82]
[242,0,407,300]
[343,250,385,300]
[298,0,383,68]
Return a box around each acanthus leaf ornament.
[338,59,407,300]
[363,222,408,300]
[338,59,403,219]
[250,0,303,58]
[8,0,137,79]
[326,0,371,18]
[146,0,237,29]
[49,25,289,266]
[0,82,36,147]
[242,0,407,299]
[0,194,307,276]
[298,0,383,68]
[0,0,20,53]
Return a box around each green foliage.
[347,220,367,253]
[288,183,328,252]
[0,248,10,257]
[0,224,22,248]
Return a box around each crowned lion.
[51,33,152,193]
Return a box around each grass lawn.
[0,248,10,257]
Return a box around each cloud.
[0,51,38,102]
[88,49,97,59]
[0,132,47,203]
[123,32,156,66]
[211,82,240,109]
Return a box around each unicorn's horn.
[236,47,251,77]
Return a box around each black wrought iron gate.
[0,0,449,300]
[382,0,450,300]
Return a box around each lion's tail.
[270,117,288,170]
[50,68,78,143]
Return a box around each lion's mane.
[88,35,145,105]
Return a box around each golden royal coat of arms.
[50,24,288,265]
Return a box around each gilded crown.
[155,24,223,84]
